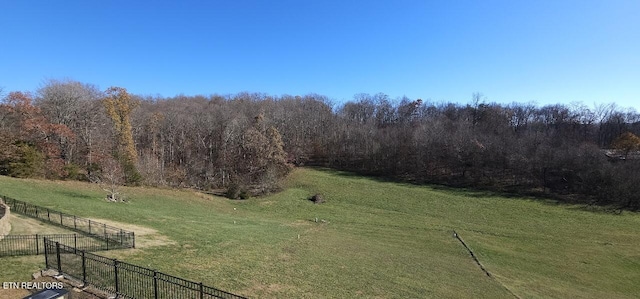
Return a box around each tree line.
[1,80,639,208]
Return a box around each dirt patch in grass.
[287,220,312,227]
[86,218,176,249]
[259,200,276,206]
[8,214,77,235]
[6,214,174,248]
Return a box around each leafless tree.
[92,156,126,202]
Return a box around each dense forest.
[1,80,639,209]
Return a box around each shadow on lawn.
[306,166,633,215]
[55,190,95,200]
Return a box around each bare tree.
[93,156,126,202]
[36,79,104,175]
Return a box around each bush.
[310,193,325,204]
[63,163,83,180]
[122,160,142,186]
[226,183,244,199]
[239,190,251,200]
[6,143,44,178]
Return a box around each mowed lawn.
[1,168,639,298]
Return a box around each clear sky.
[1,0,639,110]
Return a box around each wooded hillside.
[1,81,639,208]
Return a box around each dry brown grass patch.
[86,218,176,249]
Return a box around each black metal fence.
[44,238,248,299]
[0,233,129,256]
[1,195,135,248]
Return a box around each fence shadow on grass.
[45,238,248,299]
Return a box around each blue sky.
[1,0,639,110]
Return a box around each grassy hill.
[1,168,639,298]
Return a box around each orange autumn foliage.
[0,91,75,177]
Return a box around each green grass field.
[1,168,639,298]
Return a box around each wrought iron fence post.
[153,270,159,299]
[56,242,61,274]
[132,232,135,248]
[120,229,123,247]
[74,234,77,253]
[60,213,63,226]
[74,215,77,230]
[44,238,49,268]
[200,282,204,299]
[103,223,107,236]
[114,259,120,296]
[47,208,50,221]
[88,220,92,234]
[82,250,87,285]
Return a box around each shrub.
[122,160,142,186]
[226,183,242,199]
[310,193,325,204]
[63,163,82,180]
[7,142,44,178]
[239,190,251,200]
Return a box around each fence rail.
[0,195,134,248]
[0,233,129,256]
[45,238,248,299]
